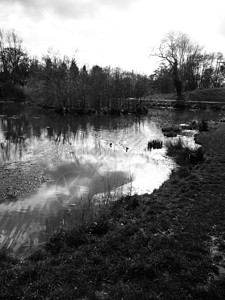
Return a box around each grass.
[165,138,204,166]
[148,88,225,103]
[187,87,225,102]
[1,174,225,299]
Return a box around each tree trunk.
[174,79,182,96]
[172,59,182,96]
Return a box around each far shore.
[2,88,225,116]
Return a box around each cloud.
[98,0,137,9]
[219,18,225,35]
[0,0,138,20]
[0,0,92,19]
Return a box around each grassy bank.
[1,123,225,299]
[186,88,225,102]
[147,88,225,103]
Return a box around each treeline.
[27,56,151,113]
[1,29,225,112]
[0,29,150,113]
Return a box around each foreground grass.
[1,126,225,299]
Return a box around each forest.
[0,29,225,113]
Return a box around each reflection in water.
[1,104,224,256]
[0,148,171,256]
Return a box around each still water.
[0,103,224,256]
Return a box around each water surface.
[0,103,224,256]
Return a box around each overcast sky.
[0,0,225,74]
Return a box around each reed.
[147,139,163,150]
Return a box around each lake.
[0,103,224,257]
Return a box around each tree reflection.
[0,104,141,164]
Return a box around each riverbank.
[1,121,225,299]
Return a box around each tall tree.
[151,31,203,96]
[0,29,29,99]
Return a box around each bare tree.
[0,29,29,99]
[151,31,203,96]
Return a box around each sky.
[0,0,225,74]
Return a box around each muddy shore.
[0,160,49,203]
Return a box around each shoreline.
[1,121,225,299]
